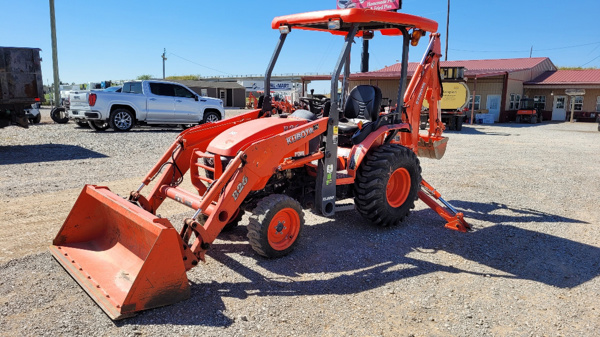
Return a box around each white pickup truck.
[68,80,225,131]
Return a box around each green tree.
[136,74,153,80]
[166,74,201,80]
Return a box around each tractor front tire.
[247,195,304,258]
[354,144,422,227]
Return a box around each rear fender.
[347,123,408,177]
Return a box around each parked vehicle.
[516,98,542,124]
[420,68,469,131]
[0,47,44,128]
[68,80,225,131]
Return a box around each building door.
[552,96,567,121]
[486,95,501,122]
[219,90,226,106]
[226,89,233,107]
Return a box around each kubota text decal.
[285,124,319,145]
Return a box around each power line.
[449,41,600,54]
[168,52,233,76]
[579,54,600,67]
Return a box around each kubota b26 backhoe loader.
[51,8,470,320]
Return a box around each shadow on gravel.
[118,205,599,327]
[449,200,588,224]
[0,144,108,165]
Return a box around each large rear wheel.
[247,195,304,258]
[354,144,421,227]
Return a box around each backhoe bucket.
[49,185,190,320]
[417,135,448,160]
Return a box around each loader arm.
[180,118,329,264]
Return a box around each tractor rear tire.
[247,194,304,258]
[354,144,422,227]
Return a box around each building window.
[573,96,583,111]
[509,93,521,110]
[534,95,546,110]
[596,96,600,112]
[468,95,481,110]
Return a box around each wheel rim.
[386,167,411,208]
[267,208,300,251]
[114,111,132,129]
[206,113,219,123]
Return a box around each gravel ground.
[0,109,599,336]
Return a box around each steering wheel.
[299,97,330,115]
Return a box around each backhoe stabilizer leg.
[418,180,471,232]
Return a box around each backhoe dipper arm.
[401,33,443,152]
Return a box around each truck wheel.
[247,194,304,258]
[76,120,90,128]
[50,107,69,124]
[109,109,134,131]
[88,120,110,131]
[354,144,421,227]
[30,113,41,124]
[455,116,463,131]
[203,111,220,123]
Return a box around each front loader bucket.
[50,185,190,320]
[417,135,448,160]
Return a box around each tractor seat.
[338,85,382,135]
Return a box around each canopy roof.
[271,9,438,37]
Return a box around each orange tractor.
[51,8,469,320]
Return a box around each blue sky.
[3,0,600,93]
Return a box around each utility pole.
[444,0,450,61]
[49,0,60,107]
[530,46,533,58]
[162,48,167,79]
